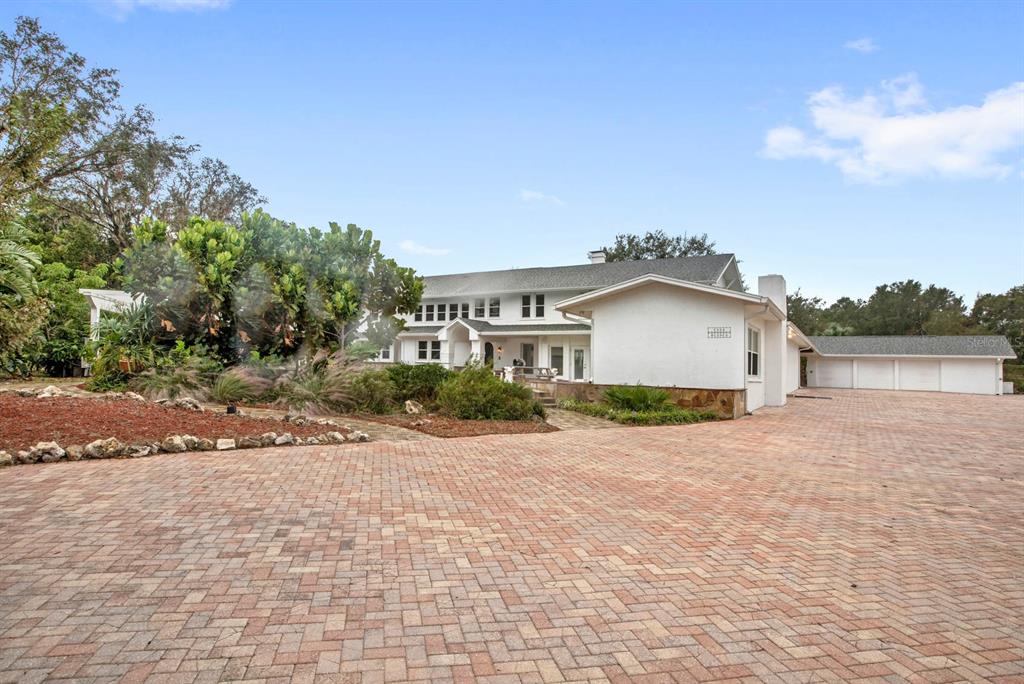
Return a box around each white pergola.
[77,288,143,339]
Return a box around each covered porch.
[409,319,593,382]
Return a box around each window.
[474,298,485,318]
[535,294,545,318]
[379,346,391,360]
[419,340,441,360]
[550,346,563,376]
[414,305,422,322]
[449,303,459,320]
[425,304,434,322]
[461,302,469,318]
[489,297,500,318]
[521,295,531,318]
[747,327,760,377]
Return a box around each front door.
[521,343,535,368]
[573,348,586,380]
[484,342,494,365]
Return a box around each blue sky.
[8,0,1024,303]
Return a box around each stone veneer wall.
[525,380,746,420]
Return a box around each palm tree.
[0,220,41,304]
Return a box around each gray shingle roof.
[420,254,736,297]
[808,335,1016,358]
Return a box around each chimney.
[757,274,787,317]
[588,250,607,264]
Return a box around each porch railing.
[503,366,558,382]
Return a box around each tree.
[602,229,716,261]
[0,219,39,300]
[159,157,264,232]
[308,222,422,349]
[0,17,120,215]
[971,285,1024,360]
[858,281,964,336]
[786,290,826,334]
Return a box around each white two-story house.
[379,251,801,411]
[376,250,1013,412]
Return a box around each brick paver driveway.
[1,390,1021,683]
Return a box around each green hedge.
[437,364,545,421]
[559,398,717,426]
[386,363,453,403]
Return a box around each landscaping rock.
[173,397,203,411]
[347,431,370,443]
[274,433,295,446]
[125,445,152,458]
[215,438,236,451]
[197,438,215,451]
[323,431,346,444]
[405,400,424,414]
[294,437,305,446]
[15,389,36,397]
[0,451,12,467]
[32,441,66,463]
[84,437,125,459]
[237,436,261,448]
[258,432,277,447]
[65,445,84,461]
[37,385,66,398]
[180,435,200,450]
[161,435,188,453]
[123,391,147,402]
[16,450,33,464]
[305,436,320,445]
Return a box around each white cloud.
[762,75,1024,183]
[399,240,451,257]
[519,189,565,206]
[844,37,879,53]
[97,0,230,17]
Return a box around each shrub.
[603,384,671,412]
[210,367,270,404]
[559,398,717,426]
[274,365,353,414]
[349,368,397,414]
[86,301,158,388]
[386,363,453,403]
[129,351,222,400]
[437,363,542,421]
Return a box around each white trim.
[804,352,1014,360]
[554,273,784,320]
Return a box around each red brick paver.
[0,389,1022,682]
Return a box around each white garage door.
[815,359,853,388]
[940,359,996,395]
[898,360,941,391]
[856,360,894,389]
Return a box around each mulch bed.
[0,395,342,452]
[359,412,558,438]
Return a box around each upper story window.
[474,298,485,318]
[746,326,760,377]
[461,302,469,318]
[379,346,391,360]
[425,304,435,322]
[520,294,546,318]
[488,297,500,318]
[414,305,422,322]
[535,294,545,318]
[449,303,459,320]
[521,295,531,318]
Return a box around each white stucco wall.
[806,356,1003,395]
[786,338,801,394]
[587,283,746,389]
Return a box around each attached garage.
[804,336,1015,396]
